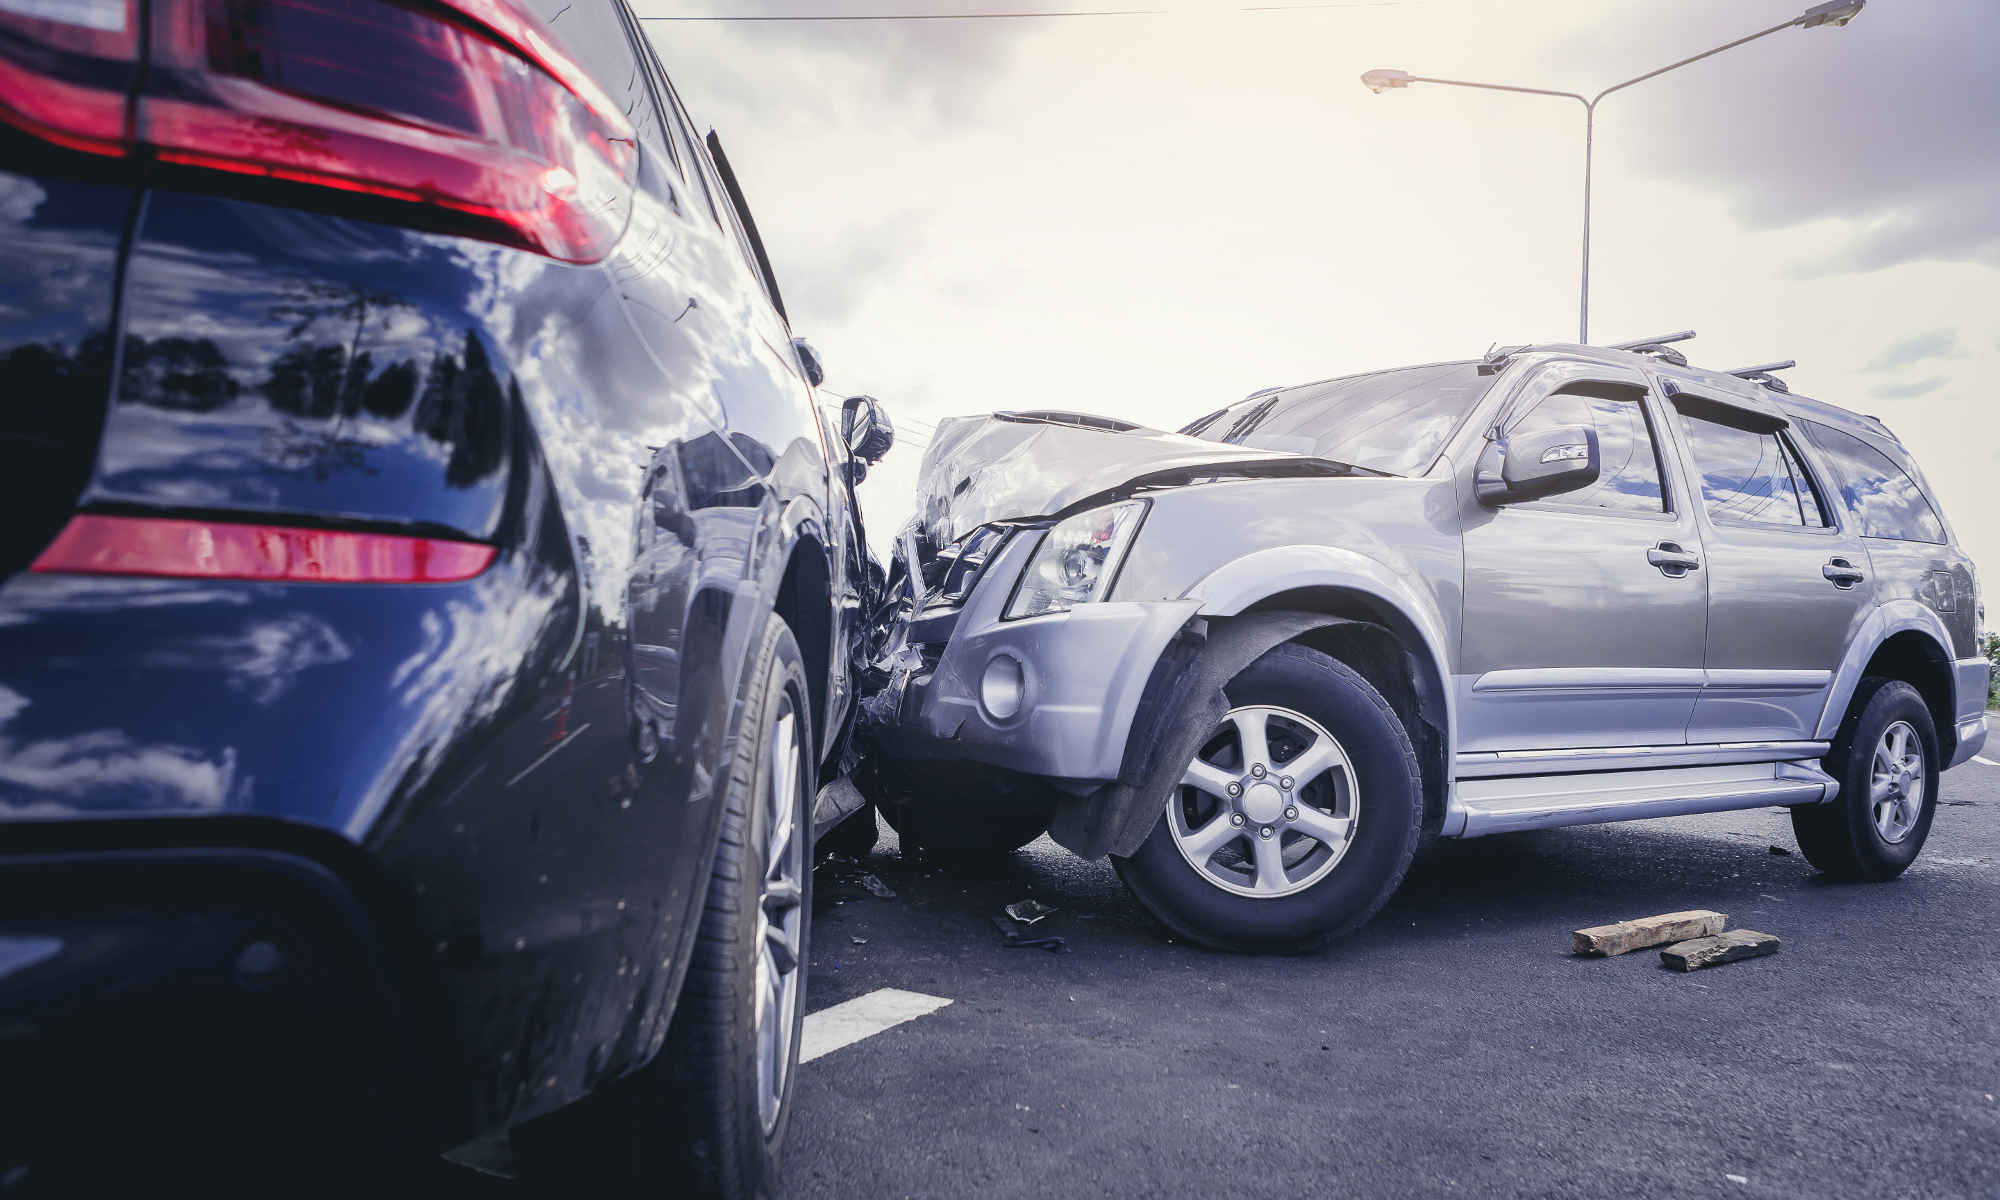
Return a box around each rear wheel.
[516,613,812,1197]
[1792,676,1939,881]
[1113,644,1421,953]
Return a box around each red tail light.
[0,0,635,262]
[31,514,495,583]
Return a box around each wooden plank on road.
[1572,909,1725,957]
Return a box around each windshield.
[1182,362,1495,476]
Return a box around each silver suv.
[856,333,1989,952]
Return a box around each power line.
[639,3,1398,22]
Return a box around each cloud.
[1864,329,1963,372]
[1553,0,2000,277]
[1868,375,1947,400]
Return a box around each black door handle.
[1647,541,1701,577]
[1823,557,1866,588]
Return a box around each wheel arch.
[1819,600,1958,760]
[1188,546,1457,834]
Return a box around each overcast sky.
[639,0,1997,579]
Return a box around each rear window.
[1185,363,1495,476]
[1800,420,1947,544]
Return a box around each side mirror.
[842,459,868,486]
[791,338,825,388]
[1477,424,1599,505]
[841,394,894,465]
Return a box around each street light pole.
[1361,0,1865,344]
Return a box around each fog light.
[980,655,1025,720]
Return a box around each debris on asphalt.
[1660,929,1781,971]
[850,936,868,945]
[1769,844,1792,856]
[1004,899,1058,925]
[991,916,1068,953]
[1572,910,1725,957]
[858,872,896,899]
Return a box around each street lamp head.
[1795,0,1864,28]
[1361,68,1414,94]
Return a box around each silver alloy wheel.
[1167,704,1359,898]
[754,704,806,1134]
[1870,719,1925,844]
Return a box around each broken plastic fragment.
[858,873,896,899]
[1004,899,1058,925]
[991,916,1067,953]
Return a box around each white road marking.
[799,987,952,1064]
[1974,756,2000,768]
[504,722,593,788]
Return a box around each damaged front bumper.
[865,527,1200,783]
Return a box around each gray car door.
[1457,362,1708,752]
[1662,390,1875,745]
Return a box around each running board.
[1455,761,1837,838]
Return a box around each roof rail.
[1606,330,1696,351]
[1723,360,1796,378]
[1725,360,1796,393]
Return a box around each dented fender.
[1049,610,1356,860]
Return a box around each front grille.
[924,523,1011,608]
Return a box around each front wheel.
[1112,644,1421,953]
[1791,676,1939,881]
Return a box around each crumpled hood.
[911,410,1367,546]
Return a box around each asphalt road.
[435,731,2000,1197]
[781,750,2000,1199]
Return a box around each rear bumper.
[1948,714,1988,769]
[1948,657,1991,768]
[870,532,1199,782]
[0,834,450,1183]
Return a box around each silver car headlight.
[1005,500,1146,619]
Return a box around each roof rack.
[1605,329,1696,367]
[1476,342,1531,375]
[1606,330,1696,351]
[1723,360,1796,393]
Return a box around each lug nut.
[1226,782,1242,797]
[1250,764,1267,779]
[1259,826,1274,839]
[1284,807,1299,822]
[1279,775,1294,790]
[1230,813,1245,827]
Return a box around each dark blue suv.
[0,0,888,1191]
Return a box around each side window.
[1676,410,1828,529]
[1509,385,1667,514]
[521,1,662,157]
[1801,420,1947,544]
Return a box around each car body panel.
[1454,361,1707,751]
[858,341,1985,856]
[0,0,862,1154]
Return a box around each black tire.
[818,802,880,860]
[1112,644,1421,953]
[517,613,812,1198]
[1791,676,1939,882]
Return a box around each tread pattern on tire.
[663,612,810,1198]
[1791,674,1937,883]
[1113,644,1423,954]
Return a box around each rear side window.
[1509,387,1666,514]
[1676,412,1827,529]
[1801,420,1947,544]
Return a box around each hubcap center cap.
[1240,779,1286,824]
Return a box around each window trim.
[1797,418,1949,545]
[1500,375,1680,522]
[1673,409,1842,537]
